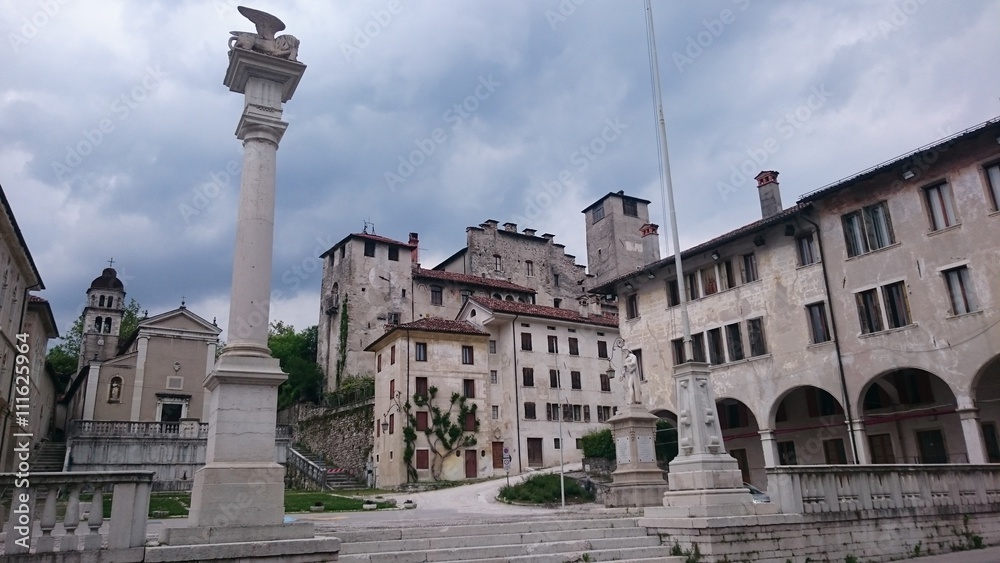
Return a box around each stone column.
[958,407,987,464]
[165,48,314,545]
[850,418,870,463]
[758,428,777,468]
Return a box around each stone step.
[333,517,640,543]
[338,526,650,555]
[336,537,672,563]
[458,549,685,563]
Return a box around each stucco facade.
[591,118,1000,488]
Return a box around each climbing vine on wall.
[334,295,349,388]
[406,386,479,481]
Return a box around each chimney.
[639,223,658,237]
[755,171,783,219]
[408,232,419,264]
[522,228,536,237]
[503,222,517,232]
[578,298,590,318]
[481,219,499,230]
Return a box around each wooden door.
[492,442,504,469]
[527,438,543,467]
[465,449,477,478]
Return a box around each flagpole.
[644,0,692,358]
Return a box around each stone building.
[369,298,620,487]
[317,223,595,391]
[0,185,57,471]
[590,118,1000,488]
[582,191,661,287]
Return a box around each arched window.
[504,295,514,301]
[104,317,112,333]
[492,293,502,300]
[108,376,123,403]
[107,296,114,308]
[95,316,103,331]
[99,295,106,307]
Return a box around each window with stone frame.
[600,372,612,392]
[521,332,532,351]
[461,345,474,365]
[741,253,759,283]
[415,377,428,398]
[691,332,707,363]
[842,201,895,257]
[463,378,475,398]
[666,279,680,307]
[549,369,560,388]
[625,293,639,319]
[568,337,579,356]
[725,323,744,361]
[806,303,831,343]
[747,317,766,357]
[415,342,427,361]
[547,335,558,354]
[882,281,911,329]
[943,266,979,315]
[855,288,884,334]
[570,371,581,390]
[415,411,429,431]
[707,328,724,364]
[986,163,1000,211]
[797,233,818,266]
[524,402,536,419]
[592,204,605,223]
[923,182,958,231]
[597,340,608,358]
[416,449,429,469]
[431,285,443,306]
[522,367,534,387]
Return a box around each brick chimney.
[408,232,419,264]
[503,222,517,232]
[755,171,783,219]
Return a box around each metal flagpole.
[644,0,693,358]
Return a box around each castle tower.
[80,266,125,368]
[583,191,661,287]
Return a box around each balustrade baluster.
[62,483,82,551]
[36,485,58,552]
[83,485,104,550]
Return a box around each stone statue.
[620,348,643,405]
[230,6,300,61]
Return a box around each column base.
[604,482,671,508]
[188,463,287,528]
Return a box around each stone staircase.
[288,443,364,490]
[330,516,682,562]
[33,441,67,472]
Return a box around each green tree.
[407,386,479,481]
[580,428,615,460]
[46,314,83,388]
[270,321,324,409]
[118,298,143,339]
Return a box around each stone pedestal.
[653,361,756,517]
[604,404,668,507]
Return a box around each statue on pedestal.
[230,6,300,61]
[620,347,643,406]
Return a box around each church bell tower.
[79,265,126,369]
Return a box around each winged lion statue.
[229,6,300,61]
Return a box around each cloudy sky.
[3,0,999,345]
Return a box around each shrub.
[580,428,615,460]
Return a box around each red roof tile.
[470,296,619,328]
[352,232,415,247]
[414,268,535,293]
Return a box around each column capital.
[236,112,288,145]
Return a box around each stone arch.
[970,354,1000,462]
[859,367,964,464]
[714,397,763,486]
[651,409,678,469]
[770,385,852,465]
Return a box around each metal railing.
[1,471,153,556]
[767,464,1000,514]
[286,446,329,491]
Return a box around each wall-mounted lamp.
[711,250,721,261]
[753,235,766,247]
[902,169,916,180]
[623,282,634,291]
[380,419,389,433]
[646,272,655,280]
[784,224,796,237]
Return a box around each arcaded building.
[590,118,1000,487]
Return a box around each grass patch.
[497,473,594,505]
[284,492,393,512]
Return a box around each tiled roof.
[351,232,415,247]
[590,203,810,294]
[413,268,535,293]
[365,317,488,351]
[28,295,47,303]
[470,296,619,328]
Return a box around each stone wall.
[290,402,374,479]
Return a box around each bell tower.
[79,264,126,368]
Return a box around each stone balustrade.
[0,471,153,558]
[286,447,328,490]
[71,420,209,439]
[767,464,1000,515]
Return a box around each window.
[593,204,605,223]
[725,323,744,361]
[415,342,427,362]
[797,233,817,266]
[622,198,638,217]
[573,405,582,421]
[389,379,394,398]
[583,405,590,422]
[553,273,560,287]
[568,337,579,356]
[842,201,895,257]
[943,266,979,315]
[868,433,895,464]
[431,285,443,306]
[547,335,558,354]
[416,449,429,469]
[685,273,700,300]
[494,254,502,272]
[597,340,608,358]
[522,367,534,387]
[747,318,766,357]
[364,240,376,257]
[377,354,382,372]
[824,439,847,464]
[742,253,758,283]
[553,298,561,309]
[707,328,724,364]
[632,349,644,381]
[701,267,718,295]
[777,441,797,465]
[464,412,476,431]
[856,289,884,334]
[554,438,561,449]
[600,372,611,392]
[526,260,534,276]
[597,405,612,422]
[521,333,532,351]
[524,402,536,419]
[986,163,1000,211]
[671,338,686,366]
[491,405,499,420]
[666,279,680,307]
[570,371,581,390]
[415,377,428,397]
[387,312,400,325]
[719,400,749,430]
[388,413,394,434]
[691,332,706,363]
[339,246,345,260]
[549,369,560,388]
[463,379,475,398]
[924,183,958,230]
[390,345,396,365]
[806,303,831,343]
[489,340,497,354]
[416,411,429,431]
[718,260,736,290]
[882,281,911,329]
[546,403,558,421]
[490,370,498,384]
[388,246,399,261]
[462,345,474,365]
[625,294,639,320]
